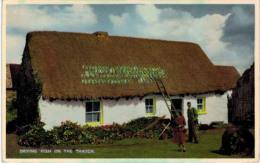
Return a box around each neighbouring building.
[17,31,240,129]
[228,64,254,126]
[6,64,20,102]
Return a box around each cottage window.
[145,98,156,116]
[197,97,206,114]
[85,101,101,123]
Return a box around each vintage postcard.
[1,0,259,162]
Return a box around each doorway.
[171,98,183,114]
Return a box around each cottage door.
[171,99,183,114]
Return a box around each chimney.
[93,31,109,40]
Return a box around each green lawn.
[7,129,249,158]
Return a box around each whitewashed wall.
[39,92,230,129]
[39,99,86,129]
[182,91,231,125]
[195,92,231,124]
[103,95,172,124]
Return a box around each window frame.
[197,97,206,115]
[145,98,156,116]
[85,100,103,126]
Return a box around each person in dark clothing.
[187,102,199,143]
[173,111,187,152]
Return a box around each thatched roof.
[215,65,240,90]
[6,64,20,90]
[24,31,240,99]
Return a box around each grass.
[6,129,249,158]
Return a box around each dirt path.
[6,134,20,158]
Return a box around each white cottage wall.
[182,91,230,125]
[103,95,172,124]
[197,92,231,124]
[39,98,86,129]
[39,92,230,129]
[102,97,145,124]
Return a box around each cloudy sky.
[6,4,254,73]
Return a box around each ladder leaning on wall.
[135,79,178,137]
[153,79,179,138]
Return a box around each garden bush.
[123,117,173,139]
[6,99,18,133]
[6,99,17,123]
[18,121,50,147]
[124,116,158,132]
[18,117,174,147]
[51,121,83,145]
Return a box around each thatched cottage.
[17,31,240,129]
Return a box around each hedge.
[18,117,173,147]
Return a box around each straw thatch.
[23,31,240,99]
[215,65,240,90]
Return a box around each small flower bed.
[18,117,173,147]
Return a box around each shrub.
[6,99,17,123]
[18,117,175,147]
[6,99,18,133]
[52,121,83,145]
[82,123,124,144]
[80,129,97,144]
[18,122,48,147]
[124,117,159,133]
[124,117,173,139]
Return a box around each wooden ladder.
[154,79,177,118]
[154,79,178,138]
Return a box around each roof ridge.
[26,30,200,46]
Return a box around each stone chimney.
[93,31,109,40]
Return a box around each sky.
[6,4,255,74]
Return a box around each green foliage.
[51,121,83,145]
[81,65,166,84]
[16,52,42,127]
[123,117,173,139]
[6,99,18,134]
[6,99,17,123]
[18,122,49,147]
[18,117,174,147]
[124,117,158,132]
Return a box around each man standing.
[187,102,199,143]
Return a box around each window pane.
[145,99,153,105]
[93,102,100,112]
[198,105,203,109]
[86,113,92,122]
[145,99,149,105]
[146,106,149,113]
[92,113,100,122]
[149,99,153,105]
[146,106,153,113]
[149,107,153,113]
[150,107,154,113]
[197,98,202,104]
[86,102,92,112]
